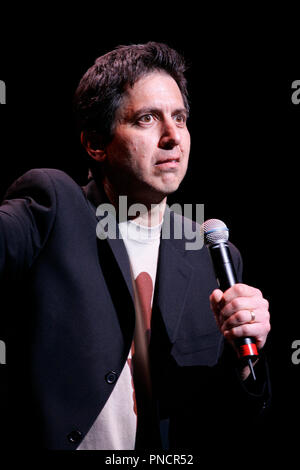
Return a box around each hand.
[210,283,271,351]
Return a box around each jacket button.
[67,430,82,444]
[105,371,118,384]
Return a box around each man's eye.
[174,114,187,125]
[137,114,154,124]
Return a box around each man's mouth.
[154,157,180,169]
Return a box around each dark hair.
[73,42,189,145]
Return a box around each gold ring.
[249,310,255,323]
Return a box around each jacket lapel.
[155,208,194,343]
[82,179,134,302]
[105,236,134,301]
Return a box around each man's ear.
[81,131,107,162]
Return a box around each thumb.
[210,289,223,308]
[210,289,224,329]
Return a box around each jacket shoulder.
[4,168,81,200]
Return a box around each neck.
[102,177,167,227]
[131,198,166,227]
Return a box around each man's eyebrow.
[128,106,189,120]
[172,107,189,118]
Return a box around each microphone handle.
[209,243,259,368]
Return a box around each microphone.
[202,218,258,380]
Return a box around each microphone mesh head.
[201,219,229,246]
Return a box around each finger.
[223,322,271,349]
[210,289,223,304]
[221,309,257,332]
[210,289,224,328]
[209,289,223,312]
[220,296,266,320]
[222,284,262,304]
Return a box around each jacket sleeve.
[0,169,57,280]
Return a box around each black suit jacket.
[0,169,270,451]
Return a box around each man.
[0,42,270,451]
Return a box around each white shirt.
[77,219,162,450]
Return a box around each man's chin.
[148,184,180,205]
[131,176,185,205]
[159,179,182,195]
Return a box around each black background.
[0,10,299,462]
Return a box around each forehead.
[119,72,186,113]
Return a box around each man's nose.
[158,118,181,150]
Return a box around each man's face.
[103,72,191,205]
